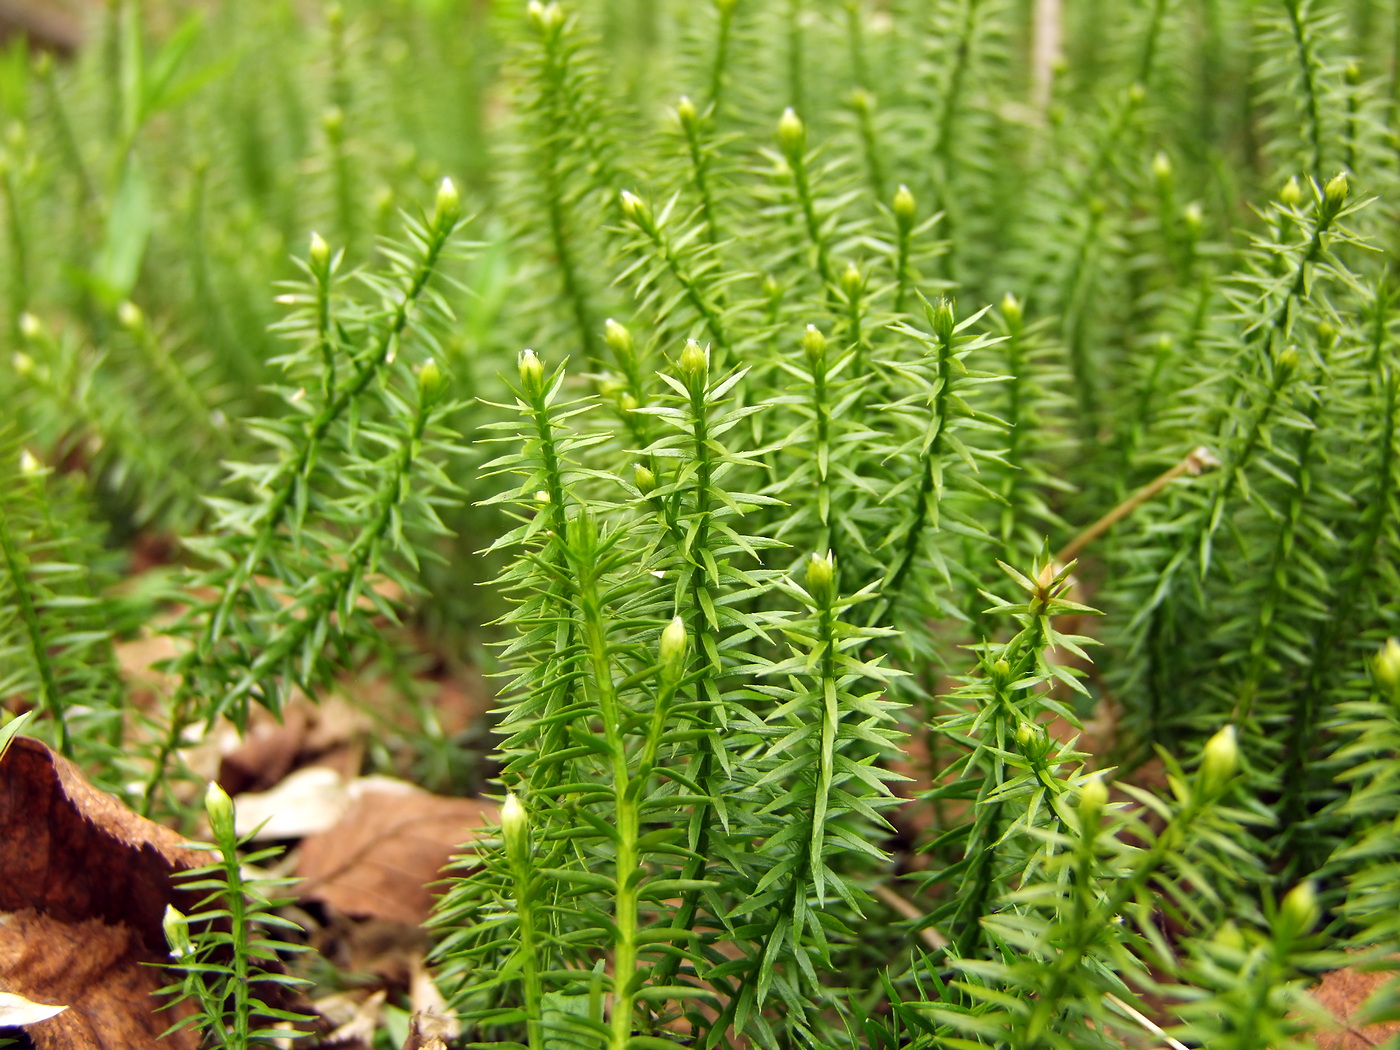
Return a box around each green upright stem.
[0,514,69,757]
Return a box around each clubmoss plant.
[5,1,1400,1046]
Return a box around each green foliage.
[4,0,1400,1047]
[159,783,312,1049]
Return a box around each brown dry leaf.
[0,910,197,1050]
[402,1010,451,1050]
[296,781,495,925]
[0,737,208,1049]
[0,736,200,939]
[1311,964,1400,1049]
[220,696,368,797]
[235,766,353,841]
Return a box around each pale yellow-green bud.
[634,464,656,495]
[1374,638,1400,695]
[163,904,193,959]
[434,176,461,227]
[1280,176,1303,209]
[619,189,651,228]
[932,297,956,341]
[527,1,563,35]
[535,489,550,503]
[1345,61,1361,86]
[801,324,827,366]
[326,2,343,30]
[716,0,739,14]
[1276,346,1300,376]
[1183,201,1204,234]
[1128,82,1146,106]
[309,232,331,272]
[373,186,395,223]
[418,360,444,401]
[1276,881,1319,941]
[501,792,529,860]
[1078,774,1108,822]
[1001,293,1022,329]
[762,274,781,301]
[840,263,863,300]
[18,449,42,477]
[849,87,874,116]
[1213,920,1245,952]
[17,312,41,341]
[1324,171,1350,207]
[659,615,687,685]
[205,781,236,841]
[118,301,144,333]
[777,107,806,161]
[677,95,698,130]
[619,392,639,413]
[1316,321,1337,346]
[679,339,708,385]
[993,658,1012,680]
[893,183,916,233]
[806,551,835,604]
[518,348,545,396]
[604,317,633,359]
[1198,725,1239,795]
[1151,151,1172,184]
[1015,722,1035,748]
[11,351,33,375]
[322,105,344,136]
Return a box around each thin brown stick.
[1104,992,1191,1050]
[1056,445,1219,567]
[873,883,948,953]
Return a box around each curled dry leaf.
[296,780,495,926]
[0,737,203,1049]
[0,911,195,1048]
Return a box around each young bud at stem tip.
[418,360,444,401]
[778,107,805,160]
[309,232,330,271]
[806,551,835,604]
[518,348,545,397]
[660,616,687,684]
[893,184,916,232]
[205,781,236,840]
[435,177,460,227]
[1374,638,1400,696]
[1198,725,1239,795]
[801,324,826,366]
[163,905,192,959]
[1280,177,1303,208]
[1324,172,1349,207]
[676,95,698,129]
[679,339,707,385]
[501,792,529,860]
[604,317,633,359]
[1276,881,1319,941]
[1078,774,1108,821]
[118,301,144,333]
[1001,293,1022,329]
